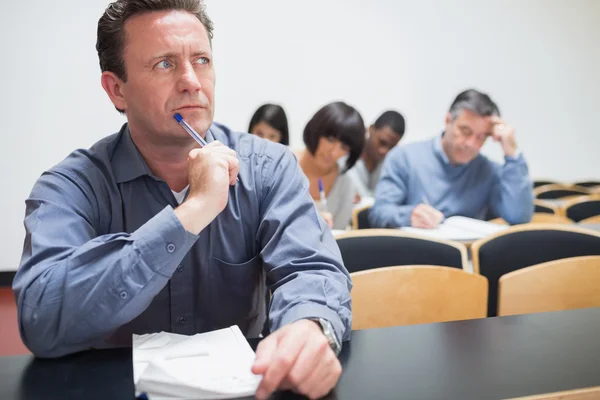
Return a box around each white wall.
[1,0,599,271]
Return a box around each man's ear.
[101,71,127,112]
[445,112,452,126]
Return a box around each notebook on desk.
[133,326,261,399]
[401,216,508,241]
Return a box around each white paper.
[133,326,261,399]
[401,216,508,241]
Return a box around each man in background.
[369,89,533,228]
[348,110,405,198]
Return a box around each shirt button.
[166,243,176,253]
[120,291,128,299]
[177,265,184,273]
[178,317,187,325]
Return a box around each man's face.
[442,109,493,165]
[366,125,401,164]
[110,10,215,142]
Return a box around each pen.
[422,194,431,206]
[174,113,238,183]
[318,178,328,213]
[174,113,208,147]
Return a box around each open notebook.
[133,326,261,399]
[401,216,508,241]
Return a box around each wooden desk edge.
[507,386,600,400]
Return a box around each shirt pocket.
[209,254,265,328]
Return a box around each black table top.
[2,307,600,400]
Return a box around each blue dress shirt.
[13,123,352,358]
[369,134,534,228]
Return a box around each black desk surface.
[1,307,600,400]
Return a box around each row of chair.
[336,224,600,317]
[533,180,600,189]
[351,256,600,330]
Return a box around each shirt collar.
[433,132,451,165]
[112,123,221,184]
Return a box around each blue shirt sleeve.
[13,169,199,358]
[489,154,534,224]
[369,147,417,228]
[257,147,353,343]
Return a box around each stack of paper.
[133,326,261,399]
[401,216,508,241]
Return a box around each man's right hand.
[410,204,444,229]
[174,141,239,234]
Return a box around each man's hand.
[252,319,342,400]
[410,204,444,229]
[174,141,239,234]
[489,116,518,157]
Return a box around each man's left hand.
[252,319,342,400]
[490,116,518,157]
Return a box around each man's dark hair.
[373,110,405,139]
[96,0,213,106]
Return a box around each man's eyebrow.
[145,51,211,65]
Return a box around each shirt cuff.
[276,302,345,344]
[504,150,523,162]
[131,205,199,277]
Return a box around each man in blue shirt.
[370,89,533,228]
[13,1,349,399]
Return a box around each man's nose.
[176,63,202,93]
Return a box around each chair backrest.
[0,287,30,355]
[498,256,600,316]
[534,184,589,200]
[530,213,573,224]
[352,204,372,230]
[533,180,557,188]
[335,229,468,273]
[471,225,600,317]
[574,181,600,188]
[562,195,600,222]
[351,265,488,330]
[534,199,558,214]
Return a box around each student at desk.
[13,1,349,399]
[296,102,366,230]
[347,110,405,198]
[369,89,534,228]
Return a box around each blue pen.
[174,113,208,147]
[318,178,328,213]
[174,113,238,182]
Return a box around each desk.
[1,308,600,399]
[579,223,600,233]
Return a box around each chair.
[335,229,469,273]
[498,256,600,316]
[0,287,30,355]
[562,194,600,222]
[533,180,558,188]
[534,199,559,214]
[471,225,600,317]
[574,181,600,188]
[580,215,600,224]
[490,213,573,225]
[534,184,589,200]
[352,204,372,230]
[351,266,487,330]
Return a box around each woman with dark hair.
[248,104,289,145]
[296,102,366,230]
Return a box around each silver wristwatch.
[310,318,342,356]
